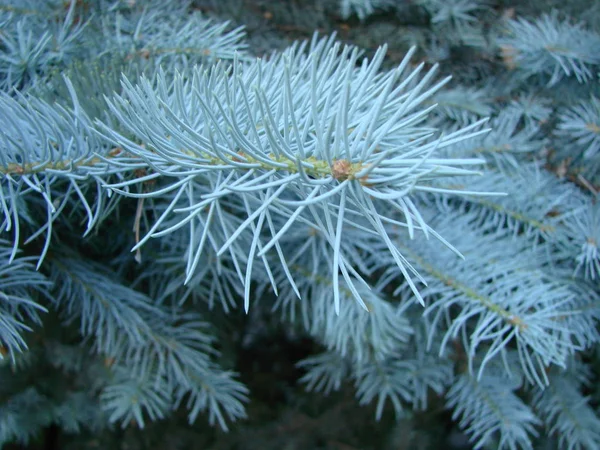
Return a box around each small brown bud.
[331,159,352,180]
[500,46,517,70]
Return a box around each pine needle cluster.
[1,0,599,448]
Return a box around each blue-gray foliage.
[1,0,599,448]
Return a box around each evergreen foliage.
[0,0,599,449]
